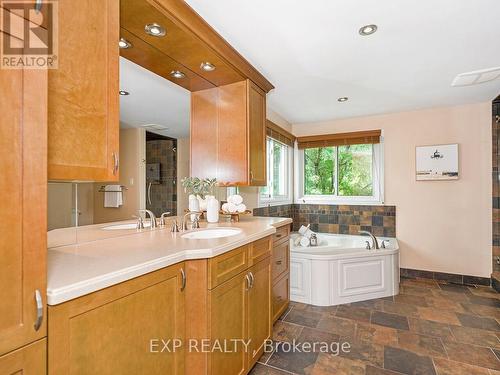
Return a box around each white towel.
[228,194,243,205]
[104,185,123,208]
[236,203,246,213]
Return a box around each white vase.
[188,195,200,221]
[206,197,219,223]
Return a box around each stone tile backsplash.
[253,204,396,237]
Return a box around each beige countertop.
[47,216,292,306]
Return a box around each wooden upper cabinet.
[0,13,47,356]
[247,81,267,186]
[191,79,267,186]
[48,0,119,181]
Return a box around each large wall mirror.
[48,57,191,232]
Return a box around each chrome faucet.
[182,211,202,231]
[359,230,379,249]
[138,209,157,229]
[159,212,171,227]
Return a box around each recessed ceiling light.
[119,90,130,96]
[118,37,132,49]
[170,70,186,79]
[200,62,216,72]
[145,23,166,37]
[359,24,378,36]
[337,97,348,102]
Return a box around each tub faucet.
[138,209,157,229]
[359,230,379,249]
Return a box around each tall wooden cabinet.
[0,7,47,371]
[48,263,186,375]
[191,79,267,186]
[48,0,120,181]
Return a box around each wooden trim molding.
[297,130,381,149]
[146,0,274,93]
[266,120,295,147]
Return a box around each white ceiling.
[186,0,500,124]
[119,57,190,138]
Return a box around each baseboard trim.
[400,268,491,286]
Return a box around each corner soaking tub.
[290,233,399,306]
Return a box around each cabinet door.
[273,273,290,323]
[247,80,267,186]
[49,264,185,375]
[247,257,271,368]
[0,339,46,375]
[0,12,47,355]
[48,0,119,181]
[208,272,248,375]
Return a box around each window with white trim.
[296,142,383,204]
[260,137,292,205]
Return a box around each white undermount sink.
[102,223,151,230]
[181,228,242,240]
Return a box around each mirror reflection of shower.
[145,131,177,217]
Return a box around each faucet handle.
[381,240,389,249]
[171,220,179,233]
[132,215,144,229]
[365,240,371,250]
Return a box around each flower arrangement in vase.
[181,177,217,211]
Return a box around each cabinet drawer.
[272,240,289,282]
[273,225,290,244]
[209,245,248,289]
[272,273,290,323]
[248,236,271,266]
[0,339,46,375]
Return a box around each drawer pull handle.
[112,152,119,175]
[275,234,282,238]
[276,260,282,265]
[249,271,255,289]
[34,289,43,331]
[245,274,251,290]
[180,268,186,291]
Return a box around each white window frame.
[259,137,293,207]
[294,141,384,205]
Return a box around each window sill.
[295,197,384,206]
[258,198,293,208]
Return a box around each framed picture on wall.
[416,144,459,181]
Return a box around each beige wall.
[177,137,190,214]
[93,128,143,224]
[292,102,492,277]
[47,182,75,230]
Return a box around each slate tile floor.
[250,277,500,375]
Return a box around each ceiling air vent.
[452,67,500,87]
[141,124,169,131]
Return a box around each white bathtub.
[290,233,400,306]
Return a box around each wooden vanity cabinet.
[48,0,120,181]
[187,236,272,374]
[48,263,186,375]
[0,6,47,360]
[191,79,267,186]
[0,339,47,375]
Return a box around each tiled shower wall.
[146,138,177,217]
[493,98,500,274]
[253,204,396,236]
